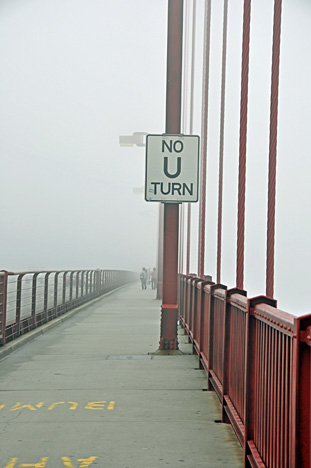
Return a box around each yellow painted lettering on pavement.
[60,458,75,468]
[19,458,48,468]
[2,458,98,467]
[10,403,38,411]
[61,458,98,468]
[3,458,18,468]
[48,402,65,410]
[77,457,98,468]
[84,401,106,410]
[48,402,78,410]
[6,401,114,411]
[68,402,78,410]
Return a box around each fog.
[0,0,167,273]
[0,0,310,314]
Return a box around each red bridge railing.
[0,269,137,346]
[179,273,311,468]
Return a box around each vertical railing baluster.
[31,273,39,329]
[43,273,49,323]
[16,274,24,337]
[0,271,8,346]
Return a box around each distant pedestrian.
[140,267,147,290]
[147,268,151,285]
[151,267,157,290]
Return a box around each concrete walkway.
[0,283,243,468]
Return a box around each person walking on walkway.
[140,267,147,290]
[151,267,157,290]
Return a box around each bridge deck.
[0,283,243,468]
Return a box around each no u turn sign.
[145,134,200,203]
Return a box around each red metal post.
[236,0,251,290]
[160,204,180,350]
[266,0,283,299]
[186,204,191,275]
[159,0,183,351]
[179,205,184,274]
[157,203,164,299]
[198,0,211,279]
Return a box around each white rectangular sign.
[145,134,200,203]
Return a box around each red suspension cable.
[186,0,197,275]
[236,0,251,290]
[198,0,211,279]
[266,0,283,298]
[216,0,228,284]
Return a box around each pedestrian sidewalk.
[0,283,243,468]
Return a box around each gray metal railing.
[0,269,137,345]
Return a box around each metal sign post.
[156,0,183,351]
[144,0,198,352]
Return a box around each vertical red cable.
[179,0,189,276]
[266,0,283,298]
[198,0,211,279]
[216,0,228,284]
[186,0,197,275]
[236,0,251,290]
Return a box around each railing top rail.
[0,269,127,277]
[227,293,248,312]
[197,279,214,290]
[252,302,311,336]
[203,283,228,296]
[203,283,213,293]
[213,285,227,300]
[252,302,295,335]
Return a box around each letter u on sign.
[163,157,181,178]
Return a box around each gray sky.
[0,0,310,314]
[0,0,167,273]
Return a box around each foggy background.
[0,0,310,314]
